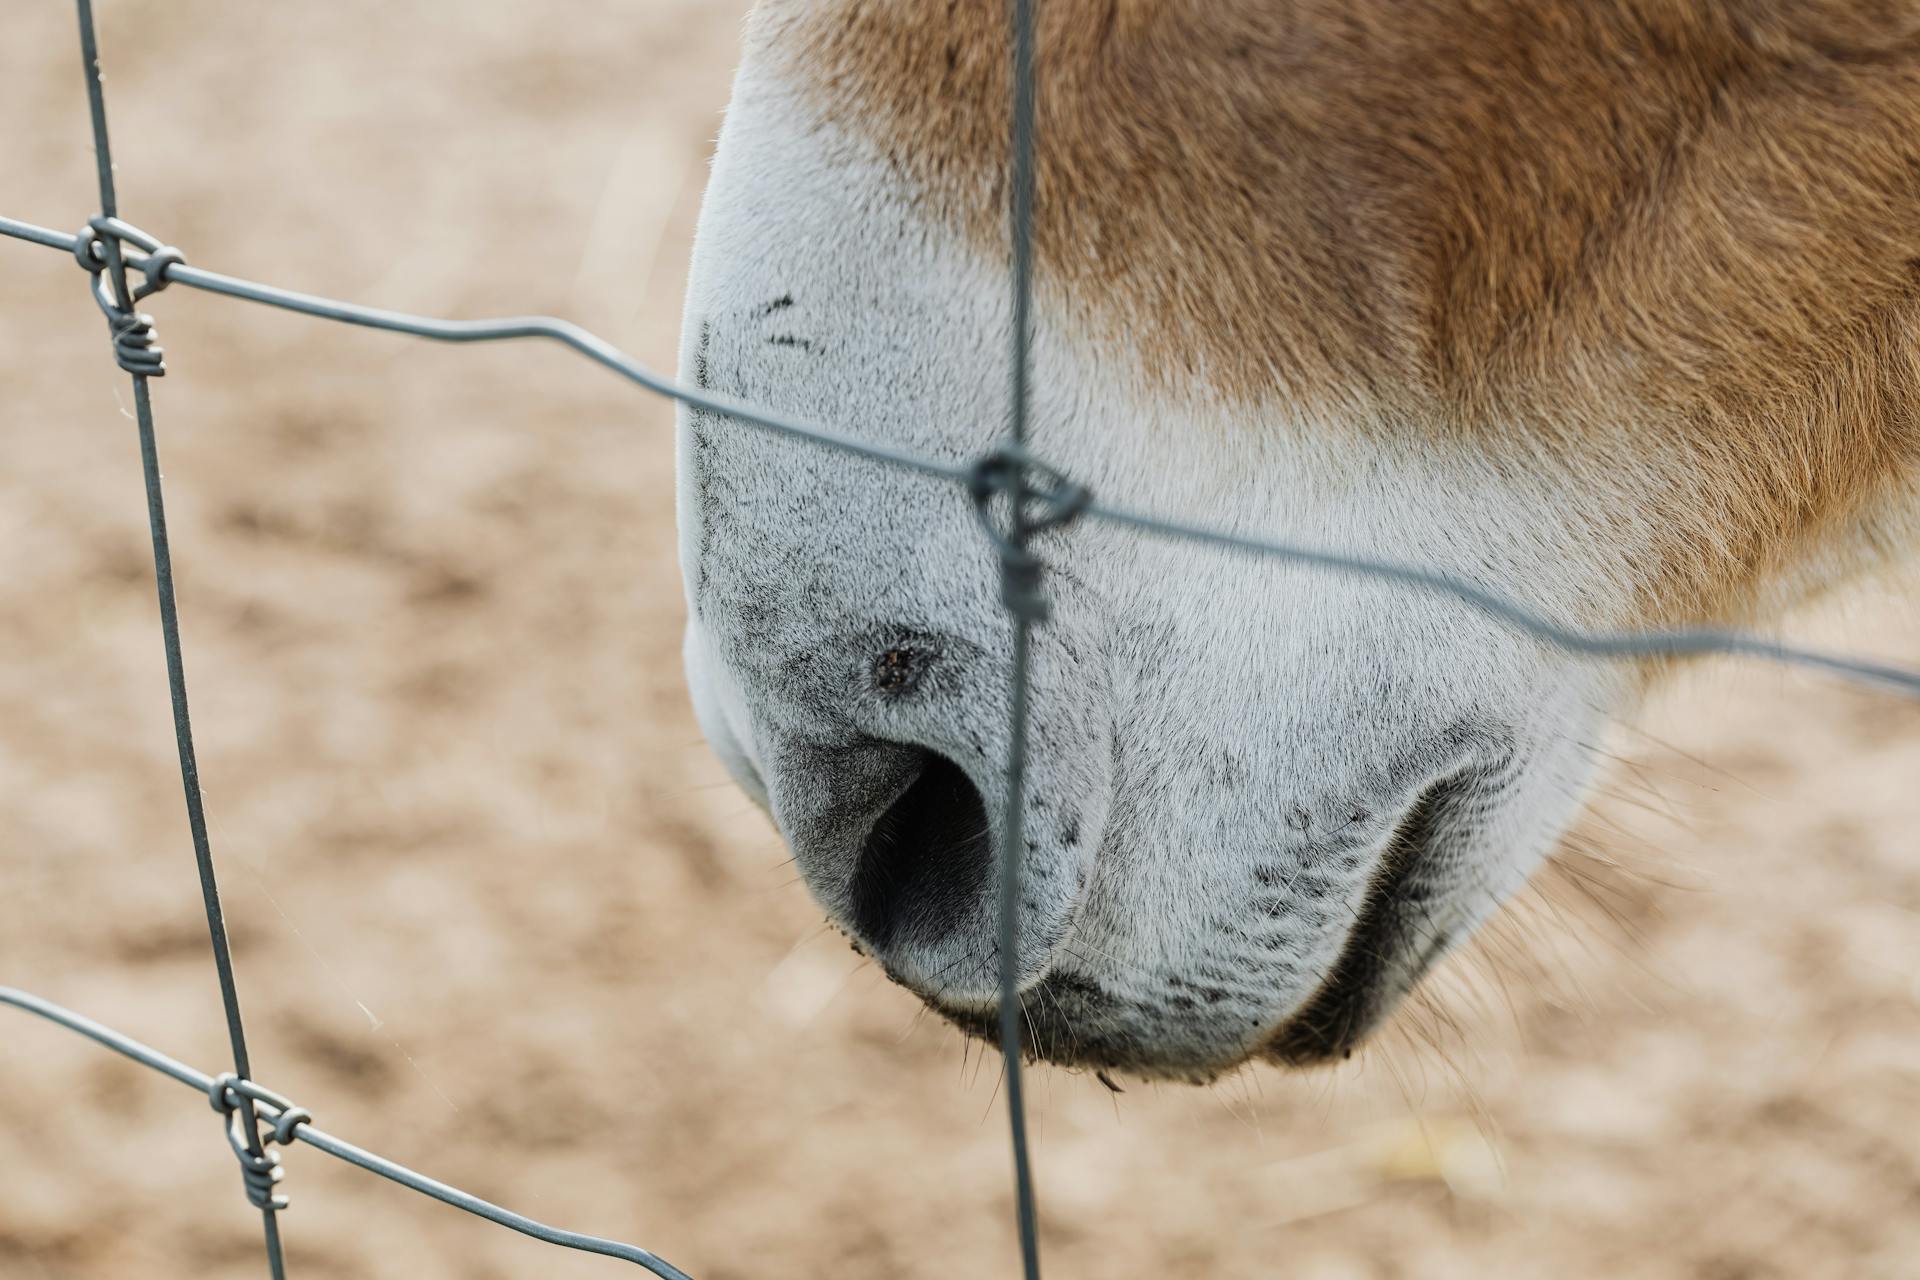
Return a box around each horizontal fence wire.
[9,1,1920,1278]
[6,211,1919,700]
[0,987,694,1280]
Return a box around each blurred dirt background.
[4,3,1919,1277]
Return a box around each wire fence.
[6,1,1920,1277]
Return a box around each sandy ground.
[4,4,1919,1278]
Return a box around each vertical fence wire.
[72,1,287,1273]
[995,2,1046,1279]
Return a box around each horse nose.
[771,734,1022,1003]
[689,618,1110,1005]
[847,748,995,954]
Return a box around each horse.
[676,0,1920,1078]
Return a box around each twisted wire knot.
[73,215,186,378]
[967,446,1091,623]
[228,1131,286,1211]
[208,1071,311,1212]
[100,305,166,377]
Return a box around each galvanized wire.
[10,4,699,1276]
[15,215,964,484]
[71,0,286,1273]
[0,988,694,1280]
[8,1,1920,1278]
[996,1,1046,1277]
[7,216,1914,699]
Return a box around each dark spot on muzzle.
[872,644,938,698]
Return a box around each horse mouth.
[903,774,1474,1079]
[1267,776,1464,1065]
[918,971,1176,1074]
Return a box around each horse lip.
[899,773,1476,1075]
[916,970,1154,1069]
[1266,774,1465,1065]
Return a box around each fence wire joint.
[76,215,185,377]
[208,1071,311,1212]
[968,445,1090,623]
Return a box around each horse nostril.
[849,750,994,952]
